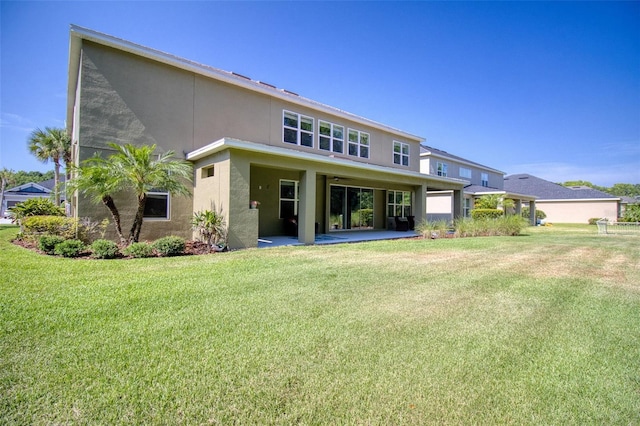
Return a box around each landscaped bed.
[1,224,638,424]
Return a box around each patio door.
[330,185,374,231]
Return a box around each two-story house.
[420,145,536,223]
[67,26,466,249]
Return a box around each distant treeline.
[9,170,55,187]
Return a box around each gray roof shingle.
[504,174,618,200]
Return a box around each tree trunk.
[53,161,61,206]
[129,194,147,244]
[0,177,6,218]
[102,195,126,245]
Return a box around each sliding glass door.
[330,185,374,230]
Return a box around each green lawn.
[1,225,639,424]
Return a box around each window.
[464,198,472,217]
[459,167,472,179]
[144,192,169,219]
[279,180,299,219]
[347,129,370,158]
[387,190,412,218]
[319,121,344,154]
[481,173,489,187]
[283,111,313,147]
[201,165,215,178]
[437,162,448,177]
[393,141,409,166]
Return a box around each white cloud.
[0,113,35,133]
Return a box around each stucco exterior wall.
[537,200,619,223]
[420,156,503,190]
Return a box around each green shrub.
[152,236,186,257]
[415,220,450,238]
[91,239,120,259]
[470,209,503,220]
[588,217,606,225]
[53,239,86,258]
[11,198,65,220]
[23,216,75,239]
[454,216,529,237]
[620,204,640,222]
[496,215,529,236]
[38,235,65,255]
[123,242,155,258]
[521,207,546,220]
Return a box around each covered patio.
[257,229,420,248]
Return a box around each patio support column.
[515,199,522,215]
[413,184,427,225]
[529,200,536,225]
[452,189,464,220]
[298,169,316,245]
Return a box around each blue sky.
[1,1,639,186]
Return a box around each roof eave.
[187,138,465,188]
[68,25,423,142]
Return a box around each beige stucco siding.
[537,200,618,223]
[80,41,421,173]
[80,42,195,153]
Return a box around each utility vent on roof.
[231,72,251,80]
[258,81,276,88]
[519,176,528,179]
[282,89,299,96]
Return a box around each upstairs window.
[319,121,344,154]
[347,129,370,159]
[437,162,448,177]
[283,111,313,147]
[393,141,409,166]
[460,167,472,179]
[481,173,489,187]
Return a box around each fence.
[596,220,640,235]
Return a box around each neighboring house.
[504,174,620,223]
[420,145,537,223]
[67,26,466,249]
[2,180,49,216]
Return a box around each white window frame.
[279,179,299,219]
[387,190,412,218]
[393,141,409,166]
[463,198,472,217]
[283,110,314,147]
[347,129,370,159]
[318,120,344,154]
[481,173,489,187]
[437,162,448,177]
[143,191,170,220]
[459,167,472,179]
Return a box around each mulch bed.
[12,238,217,259]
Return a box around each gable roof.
[504,174,619,200]
[420,144,505,175]
[6,182,50,195]
[67,25,423,143]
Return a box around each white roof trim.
[7,182,51,193]
[187,138,466,188]
[420,150,506,175]
[536,198,620,202]
[68,25,423,142]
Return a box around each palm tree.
[0,168,15,218]
[27,127,71,206]
[107,143,192,243]
[68,156,127,245]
